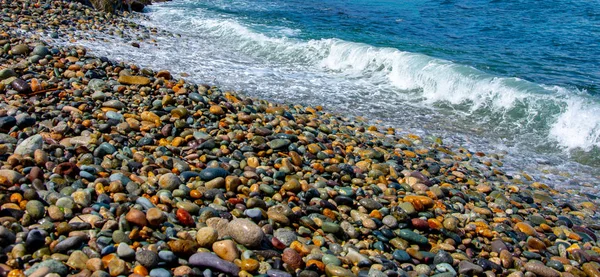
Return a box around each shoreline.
[1,1,600,277]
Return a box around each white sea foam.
[60,2,600,157]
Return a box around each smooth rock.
[188,252,240,276]
[14,134,43,156]
[226,218,264,248]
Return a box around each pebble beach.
[0,1,600,277]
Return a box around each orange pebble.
[190,190,203,199]
[19,200,28,210]
[306,260,325,271]
[369,209,383,220]
[7,269,25,277]
[10,193,22,203]
[133,265,148,276]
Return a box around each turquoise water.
[198,0,600,93]
[63,0,600,192]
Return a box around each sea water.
[63,0,600,194]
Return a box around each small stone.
[267,139,290,150]
[322,222,340,233]
[199,167,228,181]
[458,261,484,275]
[196,227,218,248]
[325,264,356,277]
[72,190,92,207]
[15,134,43,156]
[108,257,127,276]
[173,266,192,276]
[515,222,536,236]
[118,75,151,85]
[212,240,239,262]
[117,243,135,259]
[282,248,303,270]
[150,268,172,277]
[159,250,178,264]
[11,44,29,55]
[146,208,167,226]
[26,200,45,219]
[126,208,148,226]
[136,250,159,268]
[159,173,181,191]
[0,69,17,81]
[167,240,197,256]
[433,250,453,265]
[359,198,382,210]
[267,269,293,277]
[66,250,88,270]
[209,105,225,115]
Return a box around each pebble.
[136,250,159,268]
[53,235,85,253]
[196,227,218,247]
[188,252,240,276]
[524,261,560,277]
[14,134,42,156]
[126,208,148,226]
[226,218,264,247]
[150,268,172,277]
[117,243,135,259]
[213,240,239,261]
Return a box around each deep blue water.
[193,0,600,93]
[60,0,600,193]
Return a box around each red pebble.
[271,237,286,250]
[411,218,429,230]
[176,209,194,226]
[228,198,243,205]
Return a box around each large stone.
[188,253,239,276]
[53,235,86,253]
[10,44,29,55]
[14,134,43,156]
[0,170,24,186]
[158,173,181,191]
[24,259,68,276]
[0,69,17,81]
[226,218,264,248]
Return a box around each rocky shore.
[0,1,599,277]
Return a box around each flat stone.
[53,235,86,253]
[14,134,43,156]
[458,260,484,275]
[359,198,382,210]
[199,167,228,181]
[524,261,560,277]
[24,259,68,276]
[118,75,151,85]
[188,252,240,276]
[325,264,356,277]
[150,268,172,277]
